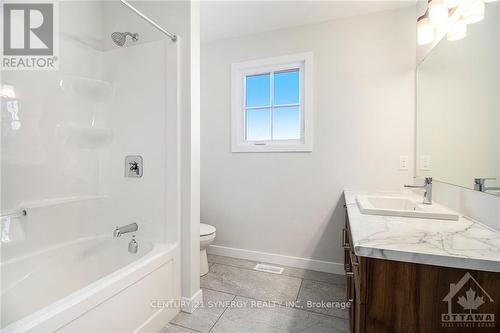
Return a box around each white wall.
[201,7,416,269]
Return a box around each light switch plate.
[125,155,143,178]
[399,155,409,171]
[420,155,431,171]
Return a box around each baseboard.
[180,289,203,314]
[207,245,344,275]
[133,307,178,333]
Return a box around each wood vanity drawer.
[350,249,367,305]
[343,221,366,305]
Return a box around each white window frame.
[231,52,313,153]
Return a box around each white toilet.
[200,223,216,276]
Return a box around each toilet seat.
[200,223,216,236]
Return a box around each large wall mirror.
[417,1,500,196]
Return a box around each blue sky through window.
[245,69,300,141]
[274,70,299,105]
[273,107,300,140]
[246,74,270,107]
[246,108,271,141]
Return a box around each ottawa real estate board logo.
[1,1,59,70]
[441,272,495,328]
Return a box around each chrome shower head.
[111,32,139,47]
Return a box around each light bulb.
[417,17,435,45]
[463,0,485,24]
[429,0,449,29]
[444,0,461,8]
[447,18,467,41]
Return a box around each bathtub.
[1,236,180,332]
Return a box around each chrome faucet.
[404,177,433,205]
[474,178,500,192]
[113,223,138,237]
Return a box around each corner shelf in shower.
[60,76,114,103]
[57,125,113,149]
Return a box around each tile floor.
[161,255,348,333]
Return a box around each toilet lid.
[200,223,216,236]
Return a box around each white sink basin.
[356,195,459,221]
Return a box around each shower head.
[111,32,139,47]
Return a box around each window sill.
[232,143,313,153]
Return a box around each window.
[231,53,313,152]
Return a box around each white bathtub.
[1,236,180,332]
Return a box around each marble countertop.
[344,190,500,272]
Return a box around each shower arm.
[120,0,177,42]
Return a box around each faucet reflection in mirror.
[474,178,500,192]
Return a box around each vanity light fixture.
[463,0,485,24]
[447,18,467,41]
[418,0,493,45]
[429,0,449,28]
[418,12,435,45]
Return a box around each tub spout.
[113,223,138,237]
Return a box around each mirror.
[416,1,500,196]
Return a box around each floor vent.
[254,263,284,275]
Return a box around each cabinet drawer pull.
[342,228,349,249]
[349,250,359,267]
[346,271,354,277]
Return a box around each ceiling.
[201,0,420,43]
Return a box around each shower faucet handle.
[129,161,140,175]
[125,155,143,178]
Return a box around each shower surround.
[0,1,184,331]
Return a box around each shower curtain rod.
[120,0,177,42]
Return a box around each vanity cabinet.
[343,209,500,333]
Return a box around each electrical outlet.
[420,155,431,171]
[399,155,409,171]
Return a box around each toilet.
[200,223,216,276]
